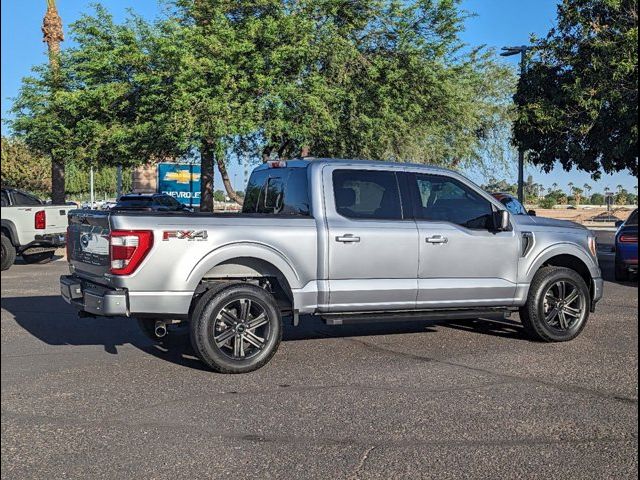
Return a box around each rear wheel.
[520,266,590,342]
[1,234,16,271]
[190,283,282,374]
[22,250,56,264]
[614,255,630,281]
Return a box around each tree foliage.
[514,0,638,179]
[1,136,131,199]
[11,0,516,209]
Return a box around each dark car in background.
[614,209,638,281]
[113,193,192,212]
[491,193,536,216]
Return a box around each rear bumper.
[60,275,128,316]
[35,232,66,247]
[19,233,66,255]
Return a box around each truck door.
[323,166,419,312]
[406,171,519,308]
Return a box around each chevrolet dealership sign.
[157,163,201,206]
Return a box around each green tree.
[1,136,51,196]
[12,1,516,212]
[590,192,605,205]
[514,0,638,179]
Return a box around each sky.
[1,0,637,194]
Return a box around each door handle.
[336,234,360,243]
[426,235,448,244]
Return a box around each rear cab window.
[242,167,311,216]
[12,190,42,206]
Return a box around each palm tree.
[42,0,65,203]
[568,182,574,195]
[616,184,624,194]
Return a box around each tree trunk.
[43,0,65,204]
[200,139,214,212]
[51,157,65,204]
[262,146,272,163]
[216,155,243,206]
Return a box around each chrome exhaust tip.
[154,321,168,338]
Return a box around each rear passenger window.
[333,170,402,220]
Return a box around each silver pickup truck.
[61,158,603,373]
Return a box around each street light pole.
[501,45,531,204]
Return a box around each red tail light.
[619,234,638,244]
[109,230,154,275]
[35,210,46,229]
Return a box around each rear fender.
[186,242,301,292]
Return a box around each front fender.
[524,242,599,283]
[186,241,301,291]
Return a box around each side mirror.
[494,210,511,231]
[615,220,624,228]
[528,209,537,216]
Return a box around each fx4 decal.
[162,230,208,241]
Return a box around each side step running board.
[321,309,513,326]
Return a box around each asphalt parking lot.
[1,243,637,479]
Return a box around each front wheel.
[520,266,590,342]
[190,283,282,374]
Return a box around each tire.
[614,255,630,281]
[22,250,56,264]
[1,234,16,271]
[519,266,590,342]
[190,283,282,374]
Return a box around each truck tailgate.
[67,210,111,281]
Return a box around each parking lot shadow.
[2,295,527,372]
[1,295,154,355]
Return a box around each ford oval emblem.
[80,233,91,248]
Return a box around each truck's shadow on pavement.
[3,295,527,372]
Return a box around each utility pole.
[501,45,531,204]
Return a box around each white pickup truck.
[1,187,70,270]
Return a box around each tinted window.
[1,190,9,207]
[117,196,154,207]
[158,195,182,209]
[501,197,526,215]
[411,174,493,229]
[242,170,269,213]
[242,168,310,216]
[333,169,402,220]
[264,177,285,213]
[627,210,638,226]
[12,190,42,206]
